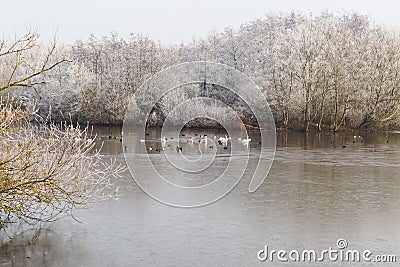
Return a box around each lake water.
[1,127,400,266]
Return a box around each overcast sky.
[1,0,400,44]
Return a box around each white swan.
[239,135,251,144]
[218,135,231,142]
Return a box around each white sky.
[1,0,400,44]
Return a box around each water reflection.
[1,128,400,266]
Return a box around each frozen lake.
[1,127,400,266]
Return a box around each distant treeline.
[4,12,400,130]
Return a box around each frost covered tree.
[0,31,67,92]
[0,32,123,235]
[17,11,400,130]
[70,33,164,123]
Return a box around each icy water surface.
[1,127,400,266]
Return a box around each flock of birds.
[139,133,252,153]
[90,130,395,153]
[94,131,252,154]
[330,135,363,148]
